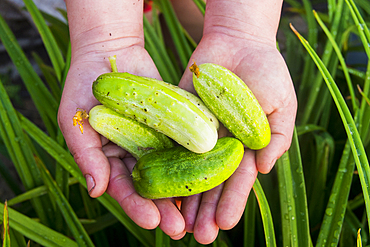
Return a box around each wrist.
[66,0,144,60]
[203,0,283,46]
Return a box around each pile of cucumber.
[82,57,270,199]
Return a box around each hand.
[177,32,297,244]
[58,45,186,238]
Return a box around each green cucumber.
[92,72,218,153]
[132,137,244,199]
[89,105,174,159]
[191,63,271,150]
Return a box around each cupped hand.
[177,33,297,244]
[58,45,186,238]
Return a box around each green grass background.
[0,0,370,246]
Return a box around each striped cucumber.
[89,105,174,159]
[132,137,244,199]
[190,63,271,150]
[92,72,218,153]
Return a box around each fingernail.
[85,174,95,195]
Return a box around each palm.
[58,46,186,237]
[178,34,297,244]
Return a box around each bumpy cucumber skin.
[89,105,174,159]
[158,82,219,130]
[132,137,244,199]
[193,63,271,150]
[93,72,218,153]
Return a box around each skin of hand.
[58,0,186,239]
[176,0,297,244]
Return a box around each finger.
[106,157,160,229]
[256,101,296,173]
[193,185,223,245]
[181,194,202,232]
[58,103,110,198]
[216,149,257,230]
[153,199,186,239]
[102,142,128,159]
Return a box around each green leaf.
[153,0,193,69]
[155,227,171,247]
[23,0,65,82]
[7,177,78,207]
[357,229,362,247]
[291,24,370,241]
[191,0,206,15]
[0,13,58,138]
[299,0,346,125]
[277,128,310,247]
[35,156,94,247]
[0,79,52,226]
[313,10,357,112]
[2,201,10,247]
[253,179,276,247]
[17,113,155,247]
[144,16,181,84]
[244,192,257,247]
[0,202,78,247]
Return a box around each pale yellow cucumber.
[88,105,174,159]
[92,72,218,153]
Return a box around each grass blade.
[191,0,206,15]
[244,192,257,247]
[357,229,362,247]
[345,0,370,58]
[0,79,52,226]
[17,113,155,247]
[2,201,10,247]
[153,0,193,69]
[0,13,58,138]
[0,202,78,247]
[7,177,78,206]
[313,10,357,112]
[144,16,181,84]
[35,156,94,247]
[290,23,370,238]
[23,0,65,82]
[253,179,276,247]
[300,0,345,125]
[32,52,62,101]
[316,141,355,246]
[289,128,311,246]
[277,128,310,247]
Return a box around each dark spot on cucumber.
[188,189,192,192]
[117,103,120,105]
[116,127,119,130]
[187,143,190,145]
[154,101,157,104]
[204,177,207,180]
[140,101,144,104]
[144,108,148,112]
[106,92,110,96]
[133,92,137,96]
[216,95,220,98]
[155,92,159,96]
[185,185,188,189]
